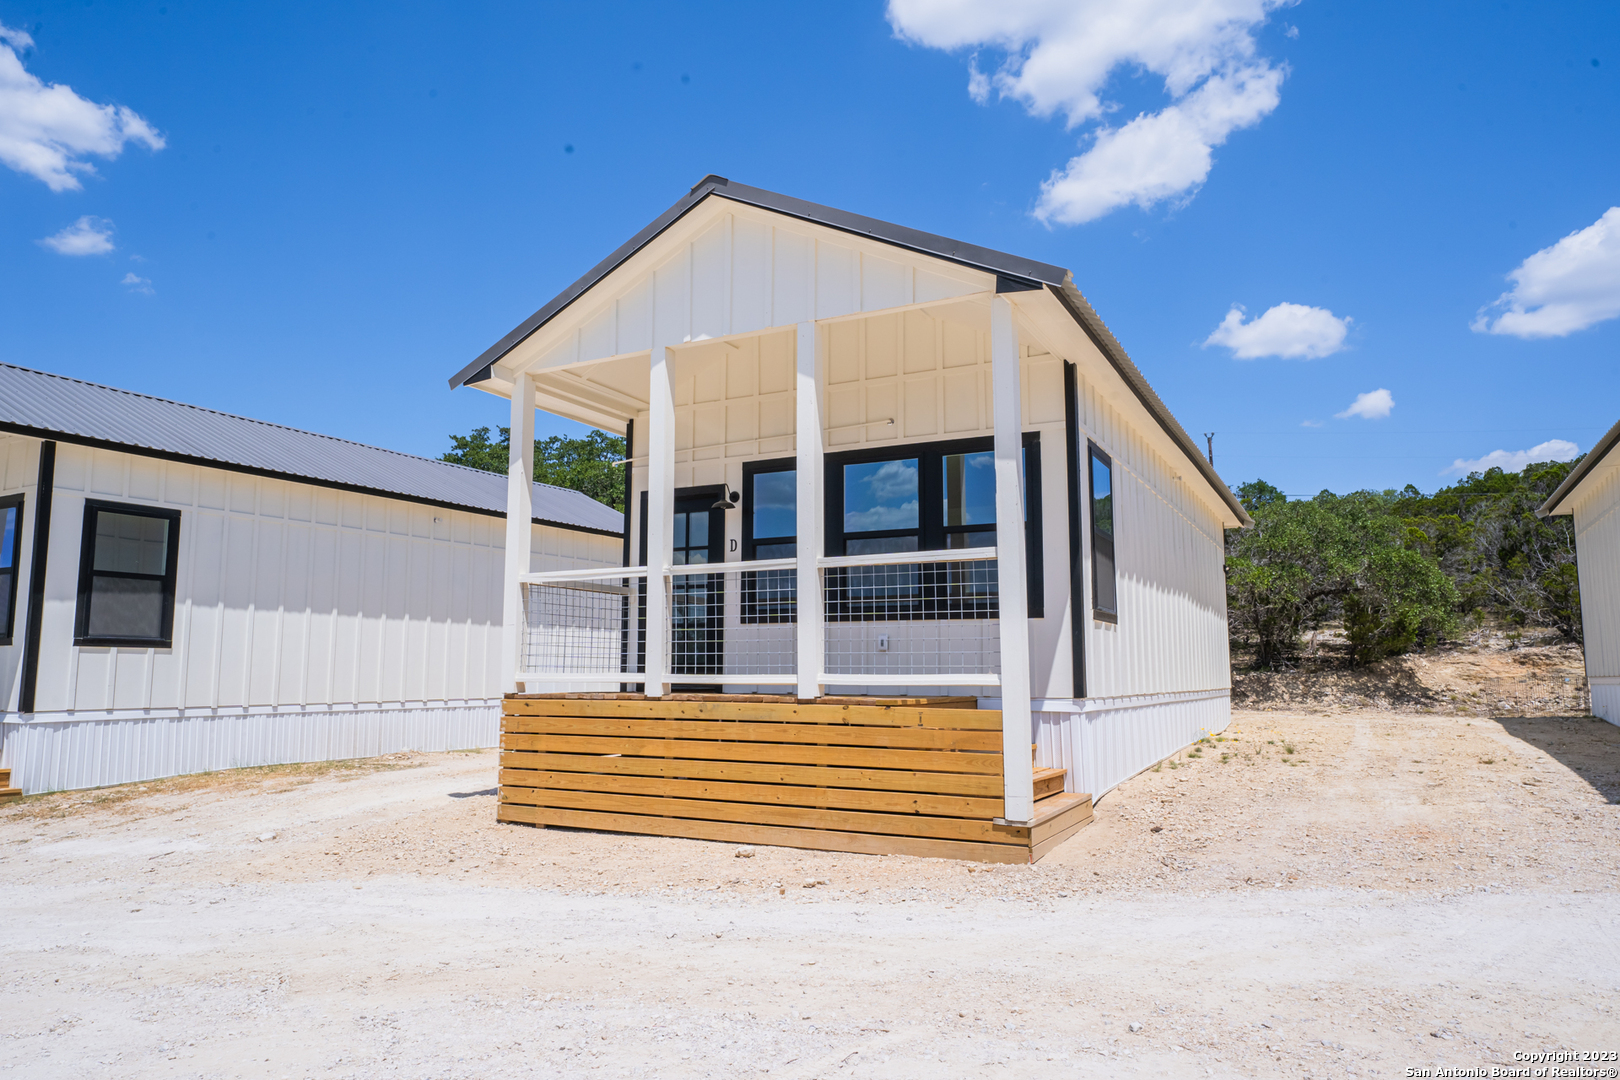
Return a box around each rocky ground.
[1232,630,1590,716]
[2,706,1617,1079]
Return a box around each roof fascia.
[0,421,624,538]
[1014,285,1251,529]
[450,175,1060,390]
[1538,415,1620,517]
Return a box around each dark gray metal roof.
[0,362,623,536]
[451,175,1249,527]
[1539,416,1619,517]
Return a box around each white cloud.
[1336,388,1393,420]
[887,0,1291,224]
[0,22,165,191]
[1472,207,1620,338]
[120,271,152,295]
[1443,439,1579,477]
[39,214,113,255]
[1204,301,1350,359]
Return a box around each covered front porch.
[459,178,1162,858]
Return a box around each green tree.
[1225,489,1457,668]
[442,426,628,512]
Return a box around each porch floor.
[497,693,1092,864]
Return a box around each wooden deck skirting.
[497,694,1092,863]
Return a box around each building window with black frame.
[74,501,182,647]
[741,459,797,623]
[0,494,22,644]
[822,435,1042,622]
[1089,443,1117,621]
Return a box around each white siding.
[1072,373,1232,700]
[525,207,993,375]
[0,439,622,791]
[3,702,497,795]
[1570,461,1620,724]
[1034,690,1231,801]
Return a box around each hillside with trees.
[1227,459,1581,670]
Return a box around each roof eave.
[1046,280,1252,529]
[1537,416,1620,517]
[449,175,1068,390]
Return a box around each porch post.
[502,371,536,694]
[794,321,825,701]
[990,296,1035,824]
[644,342,676,697]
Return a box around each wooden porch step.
[0,768,18,804]
[1033,766,1067,801]
[1029,791,1094,862]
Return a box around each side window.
[0,494,21,644]
[1089,444,1117,620]
[74,502,181,647]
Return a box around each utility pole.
[1203,432,1215,467]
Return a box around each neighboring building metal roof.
[449,174,1250,527]
[0,363,624,536]
[1539,416,1620,517]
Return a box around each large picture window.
[0,494,22,645]
[821,436,1043,621]
[1089,443,1117,621]
[74,501,181,647]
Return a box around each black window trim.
[740,457,800,625]
[1088,441,1118,624]
[73,499,183,648]
[0,492,23,646]
[820,434,1044,620]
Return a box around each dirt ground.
[1232,631,1591,717]
[2,707,1618,1079]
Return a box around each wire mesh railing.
[820,547,1001,687]
[517,549,1001,690]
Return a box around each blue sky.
[2,1,1616,499]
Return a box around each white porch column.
[794,321,825,701]
[644,342,676,697]
[990,296,1035,824]
[501,372,536,694]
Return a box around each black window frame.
[1088,442,1118,623]
[819,435,1043,622]
[73,500,182,648]
[0,493,23,645]
[740,457,798,624]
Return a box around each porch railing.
[820,547,1000,688]
[515,548,1001,690]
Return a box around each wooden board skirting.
[497,694,1092,864]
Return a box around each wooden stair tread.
[1031,791,1091,827]
[1032,767,1065,782]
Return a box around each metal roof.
[0,362,624,536]
[1538,415,1620,517]
[450,175,1249,527]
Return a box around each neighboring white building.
[453,176,1252,814]
[1540,418,1620,725]
[0,364,623,794]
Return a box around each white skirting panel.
[1592,680,1619,725]
[0,700,500,795]
[1033,689,1231,801]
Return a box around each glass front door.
[662,494,725,681]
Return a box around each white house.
[1540,417,1620,725]
[0,364,622,795]
[458,177,1250,861]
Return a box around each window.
[1089,443,1117,621]
[741,459,796,623]
[74,501,181,647]
[822,436,1043,621]
[0,494,21,644]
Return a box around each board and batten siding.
[1571,461,1620,723]
[0,436,621,792]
